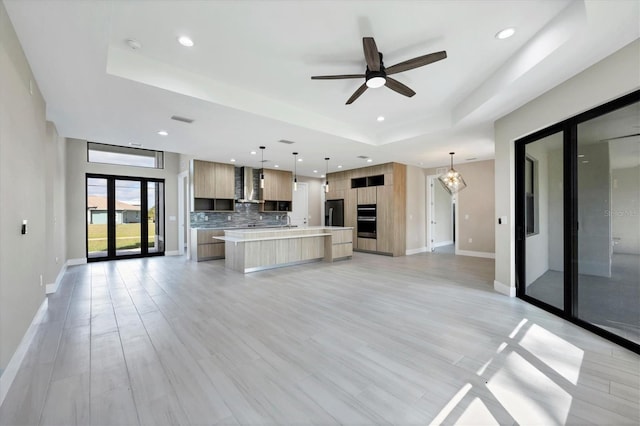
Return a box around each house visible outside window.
[87,142,164,169]
[525,156,538,236]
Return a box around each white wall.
[0,1,66,371]
[612,165,640,254]
[494,39,640,296]
[65,139,180,261]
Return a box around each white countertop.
[214,226,353,242]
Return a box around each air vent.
[466,157,477,161]
[170,115,194,124]
[278,139,296,145]
[357,155,369,159]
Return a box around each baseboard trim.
[406,247,428,256]
[67,258,87,266]
[0,297,48,408]
[45,263,68,294]
[455,250,496,259]
[165,250,180,256]
[494,280,516,297]
[433,240,454,248]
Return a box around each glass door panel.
[87,177,109,259]
[147,181,165,253]
[115,179,142,256]
[523,131,564,310]
[576,103,640,344]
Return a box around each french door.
[516,90,639,354]
[86,174,165,261]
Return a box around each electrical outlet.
[227,215,231,221]
[260,215,262,220]
[468,238,473,243]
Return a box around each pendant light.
[293,152,298,191]
[259,146,265,189]
[324,157,330,193]
[438,152,467,195]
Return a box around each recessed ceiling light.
[274,164,279,168]
[313,170,318,173]
[337,165,343,169]
[230,158,236,163]
[298,158,303,162]
[582,160,589,164]
[250,151,256,155]
[377,116,385,122]
[178,36,194,47]
[495,27,515,40]
[157,130,168,136]
[321,175,325,178]
[367,159,373,163]
[578,154,585,158]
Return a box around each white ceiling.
[4,0,639,176]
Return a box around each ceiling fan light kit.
[311,36,447,104]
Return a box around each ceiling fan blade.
[311,74,365,80]
[346,83,368,104]
[362,37,381,71]
[386,51,447,75]
[385,77,416,97]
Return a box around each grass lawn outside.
[88,223,156,252]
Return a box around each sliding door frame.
[515,89,640,354]
[86,173,165,262]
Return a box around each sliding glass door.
[516,91,639,353]
[86,174,165,261]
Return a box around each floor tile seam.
[111,261,205,423]
[35,271,82,426]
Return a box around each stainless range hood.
[236,167,263,203]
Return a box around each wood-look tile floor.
[0,252,638,425]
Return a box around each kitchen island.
[216,226,353,273]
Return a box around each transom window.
[87,142,164,169]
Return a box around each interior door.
[291,182,308,227]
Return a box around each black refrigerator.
[325,199,344,227]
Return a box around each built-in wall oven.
[357,204,377,239]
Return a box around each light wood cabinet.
[261,169,292,201]
[191,160,236,211]
[357,186,377,204]
[357,237,377,252]
[376,185,393,254]
[345,188,357,244]
[191,229,225,261]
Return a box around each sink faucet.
[286,215,292,228]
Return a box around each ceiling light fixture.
[178,36,194,47]
[274,165,279,168]
[250,150,256,155]
[366,159,373,163]
[325,157,330,193]
[377,116,385,122]
[438,152,467,194]
[259,146,265,189]
[338,165,343,169]
[495,27,515,40]
[230,158,236,163]
[293,152,298,191]
[313,170,318,174]
[157,130,168,136]
[366,75,386,89]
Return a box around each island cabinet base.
[221,227,353,273]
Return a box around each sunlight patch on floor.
[519,323,584,385]
[455,397,500,426]
[487,351,572,425]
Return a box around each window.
[87,142,164,169]
[524,156,538,236]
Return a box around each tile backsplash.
[190,203,287,228]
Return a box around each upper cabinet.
[191,160,235,211]
[261,169,292,200]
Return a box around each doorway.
[515,91,639,353]
[291,182,308,227]
[428,175,456,254]
[86,174,165,261]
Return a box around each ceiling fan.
[311,37,447,104]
